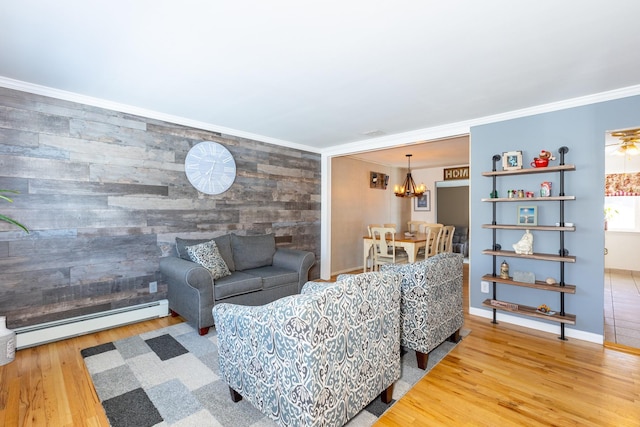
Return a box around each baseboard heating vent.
[15,299,169,349]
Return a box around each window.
[605,196,639,231]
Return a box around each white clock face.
[185,141,236,195]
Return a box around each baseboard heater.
[15,299,169,349]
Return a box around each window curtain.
[605,172,640,196]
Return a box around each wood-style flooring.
[1,266,639,426]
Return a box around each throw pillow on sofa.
[176,235,235,271]
[185,240,231,280]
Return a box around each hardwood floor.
[0,316,183,427]
[1,266,639,426]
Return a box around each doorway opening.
[603,128,640,350]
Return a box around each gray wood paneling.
[0,88,321,328]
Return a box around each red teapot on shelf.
[530,150,555,168]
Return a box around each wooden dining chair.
[370,226,408,270]
[407,221,426,234]
[427,226,444,258]
[415,227,432,260]
[367,224,383,237]
[418,223,443,234]
[438,225,456,254]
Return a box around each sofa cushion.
[231,233,276,271]
[214,271,263,300]
[245,266,299,290]
[176,235,235,271]
[185,240,231,280]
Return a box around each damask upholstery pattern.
[381,252,463,356]
[213,272,401,427]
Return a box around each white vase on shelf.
[0,316,16,366]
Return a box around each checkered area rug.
[81,322,467,427]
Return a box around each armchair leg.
[198,327,210,336]
[448,328,461,343]
[381,383,394,404]
[229,387,243,402]
[416,351,429,370]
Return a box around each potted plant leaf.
[0,190,29,233]
[604,207,618,231]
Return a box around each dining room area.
[329,141,470,277]
[363,222,457,272]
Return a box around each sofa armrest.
[159,256,215,331]
[272,248,316,290]
[160,256,214,295]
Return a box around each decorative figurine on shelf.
[500,260,510,279]
[539,150,556,162]
[531,150,556,168]
[513,229,533,255]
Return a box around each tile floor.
[604,269,640,348]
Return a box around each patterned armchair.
[381,252,464,369]
[213,272,401,427]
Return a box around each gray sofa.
[160,233,315,335]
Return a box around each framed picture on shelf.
[502,150,523,171]
[517,205,537,226]
[414,190,431,211]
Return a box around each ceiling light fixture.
[612,141,640,156]
[610,128,640,156]
[394,154,426,198]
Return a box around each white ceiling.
[350,136,470,169]
[2,1,640,166]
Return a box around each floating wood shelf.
[481,274,576,293]
[482,249,576,263]
[482,224,576,232]
[481,196,576,202]
[482,164,576,177]
[482,299,576,325]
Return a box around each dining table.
[362,232,429,272]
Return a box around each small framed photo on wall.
[517,205,537,226]
[414,190,431,211]
[502,150,523,171]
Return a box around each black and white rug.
[82,323,468,427]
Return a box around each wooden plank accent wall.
[0,87,321,328]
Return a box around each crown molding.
[323,84,640,158]
[0,76,322,154]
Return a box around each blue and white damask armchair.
[213,272,401,427]
[381,252,464,369]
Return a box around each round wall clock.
[184,141,236,195]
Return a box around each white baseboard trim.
[469,307,603,345]
[15,299,169,349]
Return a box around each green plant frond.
[0,214,29,233]
[0,190,29,233]
[0,189,19,203]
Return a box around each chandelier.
[394,154,426,197]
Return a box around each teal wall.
[470,95,640,337]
